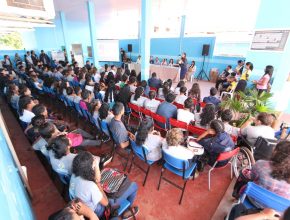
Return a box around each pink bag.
[67,133,83,147]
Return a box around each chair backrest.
[242,182,290,212]
[169,118,188,130]
[187,124,206,136]
[139,107,152,118]
[254,136,277,161]
[216,147,240,162]
[98,118,110,136]
[173,102,184,109]
[151,112,166,124]
[200,102,206,108]
[155,97,164,102]
[55,171,70,185]
[130,139,149,162]
[163,150,189,170]
[149,87,157,92]
[128,102,140,113]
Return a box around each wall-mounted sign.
[251,30,289,51]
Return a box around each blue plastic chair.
[128,139,155,186]
[19,119,29,130]
[157,150,197,205]
[240,182,290,212]
[54,170,71,198]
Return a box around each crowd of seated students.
[1,50,290,219]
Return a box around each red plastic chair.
[155,97,164,103]
[139,107,152,119]
[173,102,184,109]
[151,112,167,132]
[128,103,142,125]
[169,118,188,130]
[149,87,157,92]
[231,135,238,143]
[187,125,207,136]
[208,147,240,190]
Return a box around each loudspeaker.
[128,44,132,52]
[202,44,210,56]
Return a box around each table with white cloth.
[128,63,180,82]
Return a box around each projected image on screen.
[6,0,45,11]
[97,40,119,62]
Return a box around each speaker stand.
[196,55,209,81]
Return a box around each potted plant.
[220,90,274,127]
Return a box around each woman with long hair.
[253,65,274,95]
[188,83,201,101]
[199,103,216,127]
[179,52,188,80]
[130,86,148,106]
[69,151,139,219]
[135,120,162,161]
[186,60,196,81]
[158,81,170,100]
[246,140,290,199]
[103,80,117,108]
[235,61,254,92]
[47,135,76,175]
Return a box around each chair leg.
[128,154,135,173]
[143,165,151,186]
[157,168,164,190]
[208,169,213,191]
[179,180,188,205]
[230,162,233,179]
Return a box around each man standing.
[39,50,51,67]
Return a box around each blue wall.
[0,126,34,220]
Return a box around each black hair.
[32,104,46,116]
[104,80,116,103]
[151,72,157,77]
[81,89,90,100]
[238,60,243,64]
[99,103,110,120]
[39,122,56,139]
[136,120,154,146]
[121,74,128,82]
[227,65,232,69]
[141,80,147,88]
[72,151,96,182]
[179,86,187,94]
[66,87,73,95]
[184,98,193,109]
[112,102,124,116]
[246,62,254,71]
[134,86,144,101]
[166,79,173,88]
[106,72,115,84]
[162,81,170,97]
[200,104,216,126]
[130,69,137,77]
[129,76,136,84]
[148,91,156,100]
[221,109,233,122]
[165,92,176,103]
[47,135,70,159]
[74,86,81,95]
[209,119,225,134]
[264,65,274,77]
[18,95,33,114]
[210,87,217,96]
[31,115,45,127]
[176,81,185,88]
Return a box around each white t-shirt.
[143,134,163,161]
[19,109,35,123]
[32,137,49,157]
[85,85,94,93]
[177,109,195,124]
[224,123,240,137]
[144,99,160,113]
[49,151,77,175]
[162,141,194,160]
[241,125,275,146]
[175,94,187,105]
[130,95,148,107]
[93,73,101,83]
[69,175,102,211]
[129,85,137,93]
[174,87,180,95]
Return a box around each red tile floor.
[1,79,289,220]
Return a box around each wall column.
[179,15,186,54]
[59,11,71,63]
[87,1,99,67]
[140,0,152,80]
